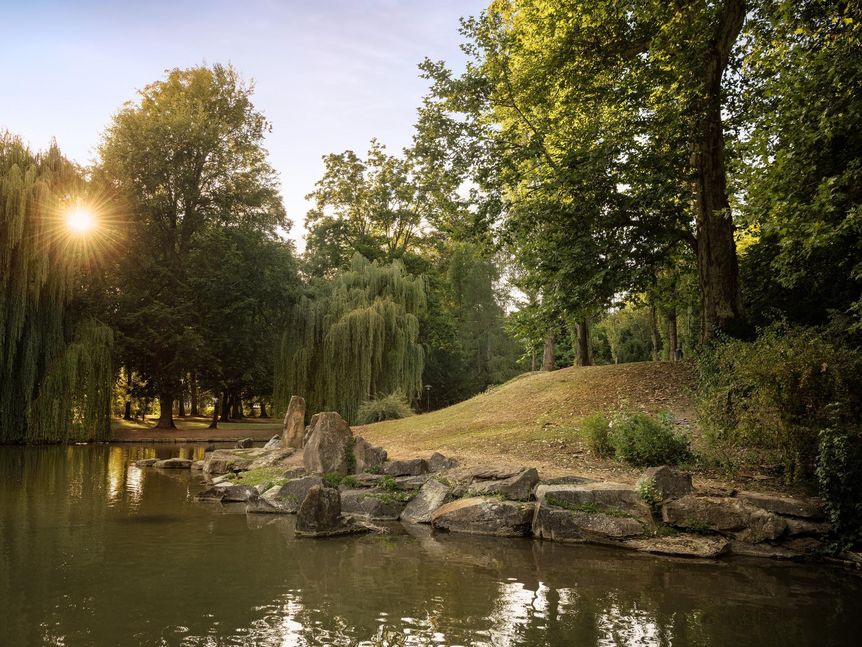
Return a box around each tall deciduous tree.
[98,64,286,428]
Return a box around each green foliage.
[637,478,661,510]
[697,323,862,482]
[340,475,359,489]
[274,254,425,423]
[379,475,398,492]
[356,393,414,425]
[322,473,344,488]
[608,411,692,468]
[816,426,862,550]
[582,414,613,458]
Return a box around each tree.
[0,135,113,443]
[98,64,286,428]
[273,254,425,423]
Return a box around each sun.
[66,206,97,235]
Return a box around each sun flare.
[66,206,97,234]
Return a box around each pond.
[1,444,860,646]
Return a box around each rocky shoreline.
[134,405,860,568]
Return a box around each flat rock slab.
[217,484,260,503]
[203,448,268,475]
[626,535,730,559]
[194,487,226,503]
[340,489,406,520]
[394,474,431,490]
[401,478,451,524]
[134,458,158,467]
[469,468,539,501]
[533,502,645,544]
[727,540,801,560]
[737,491,823,519]
[431,497,535,537]
[535,482,651,520]
[248,447,296,470]
[153,458,193,469]
[470,465,525,480]
[384,458,429,477]
[662,495,787,543]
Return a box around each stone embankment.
[134,409,846,563]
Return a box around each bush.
[608,411,691,467]
[355,393,414,425]
[582,413,613,457]
[816,424,862,550]
[697,322,862,483]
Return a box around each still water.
[1,444,860,647]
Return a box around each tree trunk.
[575,319,593,367]
[666,308,679,362]
[177,393,186,417]
[530,349,536,372]
[122,368,133,420]
[155,392,176,429]
[691,0,746,342]
[649,302,661,362]
[208,396,219,429]
[259,399,269,418]
[189,372,200,417]
[123,400,132,420]
[219,390,231,422]
[542,333,555,372]
[231,394,243,419]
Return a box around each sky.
[1,0,486,249]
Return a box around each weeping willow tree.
[0,134,113,443]
[274,254,425,423]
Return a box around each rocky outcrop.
[153,458,193,469]
[295,485,368,537]
[353,437,387,473]
[340,489,406,520]
[469,467,539,501]
[626,535,730,559]
[303,412,353,475]
[282,395,306,449]
[635,466,692,503]
[534,482,652,521]
[533,502,646,543]
[662,495,787,543]
[401,478,451,523]
[235,438,254,449]
[737,491,823,519]
[384,458,428,477]
[431,498,535,537]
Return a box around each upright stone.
[303,412,353,475]
[353,437,387,473]
[282,395,306,449]
[295,486,342,534]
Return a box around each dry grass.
[356,361,697,481]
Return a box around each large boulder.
[469,468,539,502]
[295,485,368,537]
[431,497,535,537]
[737,491,823,519]
[352,437,387,473]
[662,495,787,543]
[635,466,692,503]
[384,458,428,477]
[203,448,268,476]
[153,458,193,469]
[282,395,306,449]
[533,501,646,544]
[534,482,652,521]
[401,478,451,524]
[625,534,730,559]
[303,412,353,475]
[340,489,406,520]
[251,475,324,514]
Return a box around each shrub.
[608,411,691,467]
[816,424,862,550]
[582,413,613,457]
[356,393,414,425]
[697,322,862,483]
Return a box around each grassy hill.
[357,361,697,479]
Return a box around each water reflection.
[1,444,861,647]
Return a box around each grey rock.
[401,478,451,524]
[533,502,645,543]
[470,465,524,480]
[626,534,730,559]
[194,487,226,503]
[259,475,325,513]
[134,458,158,467]
[203,448,267,475]
[737,491,823,519]
[785,517,832,537]
[352,473,386,488]
[384,458,429,477]
[263,435,282,450]
[303,412,353,475]
[662,495,787,543]
[727,541,800,560]
[340,489,406,520]
[431,497,535,537]
[534,482,652,521]
[218,484,259,503]
[153,458,193,469]
[353,437,387,473]
[295,485,368,537]
[636,466,692,502]
[235,438,254,449]
[469,468,539,501]
[539,475,597,486]
[394,474,431,490]
[281,467,307,480]
[428,452,459,472]
[282,395,306,449]
[248,447,296,470]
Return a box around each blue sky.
[1,0,485,247]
